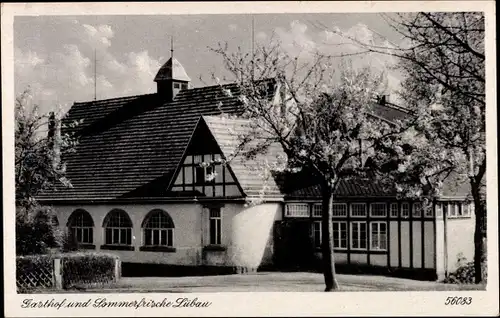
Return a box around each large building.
[38,55,475,280]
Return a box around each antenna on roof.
[93,48,97,101]
[171,35,174,58]
[251,15,255,81]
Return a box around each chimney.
[47,111,61,168]
[377,94,389,105]
[47,111,56,151]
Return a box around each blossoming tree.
[211,42,406,291]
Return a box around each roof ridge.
[377,101,412,114]
[74,93,156,105]
[186,77,276,92]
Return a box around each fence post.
[53,258,62,289]
[114,259,121,281]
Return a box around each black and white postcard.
[2,1,498,316]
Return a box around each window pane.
[351,203,366,217]
[390,203,398,217]
[167,229,173,247]
[380,233,387,250]
[83,228,89,243]
[216,219,221,244]
[312,204,322,217]
[286,204,309,217]
[153,229,160,245]
[76,228,83,242]
[210,219,216,244]
[360,223,367,249]
[119,229,127,244]
[370,203,387,217]
[112,229,119,244]
[89,229,93,243]
[145,229,152,245]
[332,203,347,217]
[401,203,410,217]
[210,208,221,218]
[413,203,422,217]
[105,228,112,244]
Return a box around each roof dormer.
[154,57,191,102]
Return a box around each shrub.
[16,205,64,255]
[443,253,487,284]
[59,252,120,289]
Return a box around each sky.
[14,13,404,114]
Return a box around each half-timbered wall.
[170,154,242,197]
[283,199,474,272]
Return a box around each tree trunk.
[321,182,340,291]
[471,182,486,284]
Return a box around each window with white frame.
[351,203,367,217]
[351,221,367,249]
[370,222,387,251]
[448,202,459,217]
[312,221,321,248]
[142,209,174,247]
[332,203,347,217]
[445,202,471,218]
[442,202,449,216]
[413,202,422,217]
[390,203,398,218]
[424,204,434,217]
[435,202,443,217]
[285,204,309,217]
[333,221,347,249]
[67,209,94,245]
[370,202,387,217]
[104,209,133,246]
[401,202,410,218]
[312,204,322,217]
[462,202,471,217]
[209,208,222,245]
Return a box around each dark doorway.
[273,220,316,271]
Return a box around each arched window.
[142,209,174,247]
[67,209,94,244]
[103,209,133,246]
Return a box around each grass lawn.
[60,272,486,293]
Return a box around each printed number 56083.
[445,297,472,305]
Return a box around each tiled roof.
[203,115,285,198]
[369,102,411,124]
[38,83,248,200]
[154,57,191,82]
[38,77,459,202]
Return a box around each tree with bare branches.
[210,41,407,291]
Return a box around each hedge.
[59,252,119,289]
[16,252,120,292]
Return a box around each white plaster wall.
[350,253,368,264]
[389,222,399,267]
[423,221,435,269]
[446,217,475,272]
[435,219,446,279]
[412,221,422,268]
[229,203,281,268]
[53,203,203,265]
[370,254,387,267]
[400,222,411,267]
[53,201,282,268]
